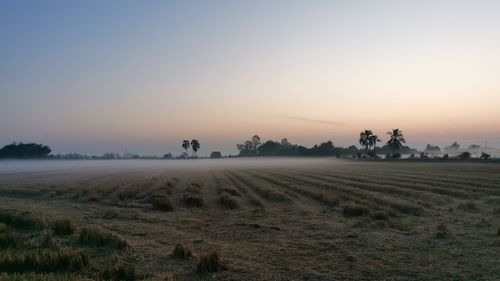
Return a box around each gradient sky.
[1,0,499,156]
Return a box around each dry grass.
[0,210,47,230]
[0,248,89,273]
[0,233,24,248]
[182,194,204,207]
[196,251,228,274]
[79,225,129,249]
[436,222,449,239]
[171,243,193,259]
[0,273,75,281]
[370,210,390,220]
[51,219,76,236]
[99,263,136,281]
[150,192,174,211]
[217,192,240,209]
[343,203,370,217]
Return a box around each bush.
[343,204,370,217]
[150,193,174,211]
[99,263,136,281]
[172,243,193,259]
[51,220,76,236]
[196,251,228,273]
[79,225,129,249]
[436,222,449,239]
[0,223,6,233]
[458,151,471,159]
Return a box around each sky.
[1,0,499,156]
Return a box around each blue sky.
[1,0,499,155]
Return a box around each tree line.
[236,129,416,158]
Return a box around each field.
[0,159,499,280]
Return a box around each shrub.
[150,193,174,211]
[0,249,89,272]
[79,225,129,249]
[0,223,6,233]
[172,243,193,259]
[99,263,136,281]
[51,220,76,236]
[182,195,204,207]
[436,222,449,239]
[343,204,370,217]
[458,151,471,159]
[196,251,228,273]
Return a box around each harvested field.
[0,158,499,280]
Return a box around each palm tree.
[182,140,190,156]
[386,129,405,155]
[190,139,200,158]
[369,134,381,153]
[359,130,372,152]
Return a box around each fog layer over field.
[0,158,338,174]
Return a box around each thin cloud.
[277,115,344,126]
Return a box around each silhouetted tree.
[0,143,51,159]
[190,139,200,158]
[182,140,190,155]
[369,134,381,153]
[480,152,491,160]
[236,135,261,156]
[210,151,222,158]
[387,129,405,155]
[458,151,471,159]
[359,130,373,151]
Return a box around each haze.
[1,0,499,155]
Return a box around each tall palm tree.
[369,134,381,153]
[386,129,405,155]
[190,139,200,158]
[359,130,372,152]
[182,140,190,156]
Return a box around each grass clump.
[150,193,174,211]
[182,194,204,207]
[436,222,449,239]
[0,273,74,281]
[172,243,193,259]
[343,203,370,217]
[0,210,47,230]
[79,225,129,249]
[51,220,76,236]
[458,201,477,212]
[0,248,89,273]
[0,233,24,249]
[217,193,240,209]
[99,263,136,281]
[196,251,228,274]
[370,210,390,220]
[0,223,6,233]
